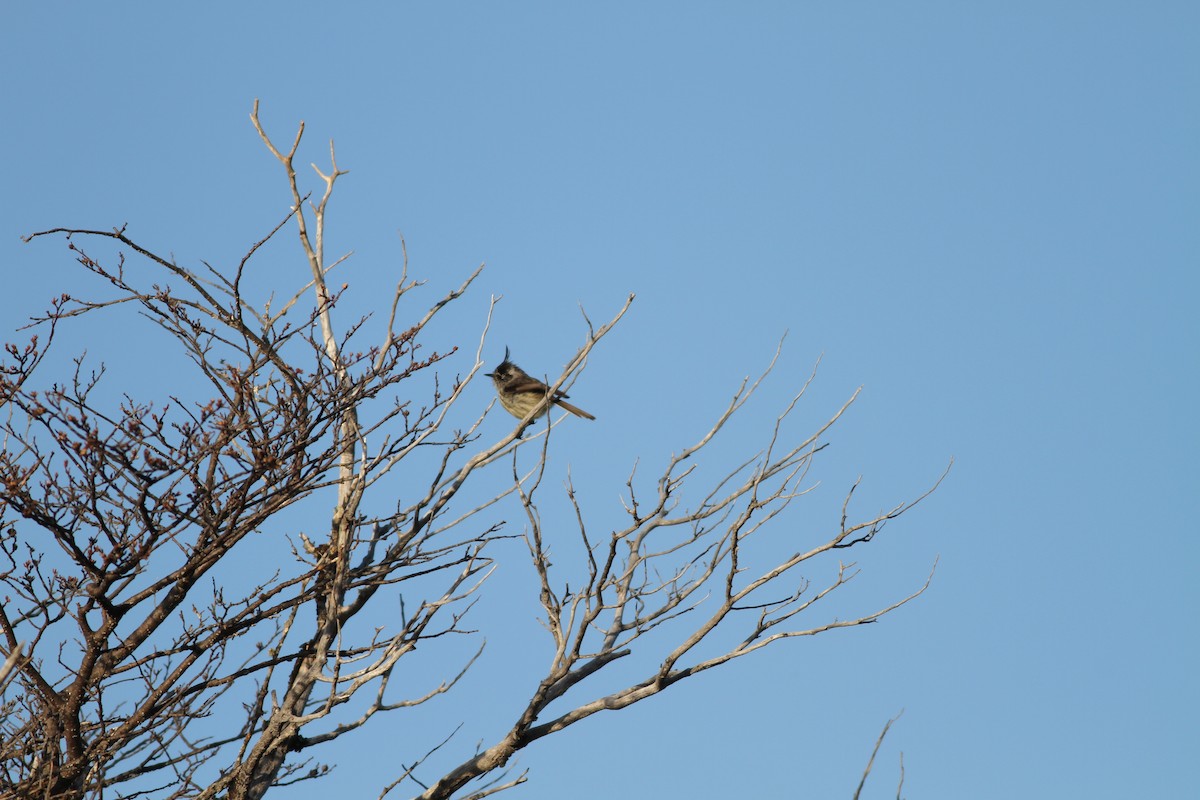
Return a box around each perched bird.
[485,348,595,421]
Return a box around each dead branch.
[854,711,904,800]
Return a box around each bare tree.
[0,102,944,800]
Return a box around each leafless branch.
[412,347,944,800]
[854,711,904,800]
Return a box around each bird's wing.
[509,378,557,396]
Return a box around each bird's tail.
[554,398,596,420]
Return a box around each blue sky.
[3,3,1197,798]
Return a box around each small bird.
[485,348,595,421]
